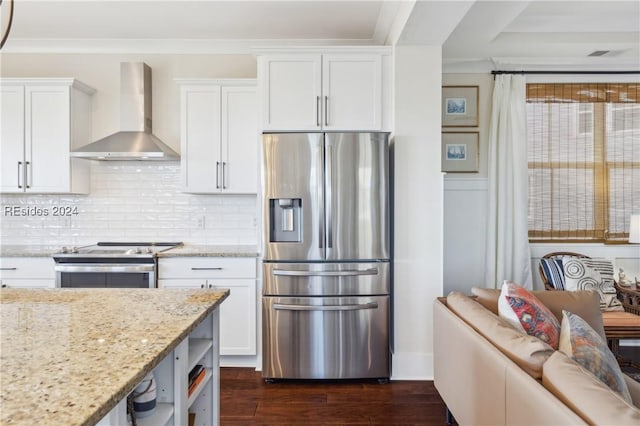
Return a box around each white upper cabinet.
[0,79,94,194]
[178,80,258,194]
[261,54,322,131]
[259,51,386,131]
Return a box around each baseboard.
[220,355,258,368]
[391,351,433,380]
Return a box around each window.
[526,83,640,242]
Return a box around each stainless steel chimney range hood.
[72,62,179,161]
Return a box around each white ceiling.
[2,0,639,72]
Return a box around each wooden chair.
[538,252,640,371]
[538,252,640,315]
[538,251,590,291]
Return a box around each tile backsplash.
[0,161,258,246]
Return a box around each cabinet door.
[0,257,56,289]
[261,54,322,131]
[159,278,257,356]
[221,86,258,194]
[26,85,72,192]
[322,54,382,131]
[208,279,257,356]
[0,279,55,289]
[180,85,222,193]
[1,85,25,192]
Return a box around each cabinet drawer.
[0,257,55,279]
[158,257,256,279]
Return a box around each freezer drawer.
[262,295,390,379]
[263,261,390,296]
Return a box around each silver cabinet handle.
[26,161,31,189]
[216,161,220,189]
[326,143,333,249]
[17,161,23,189]
[191,267,223,271]
[316,96,321,127]
[324,95,328,126]
[273,302,378,311]
[0,267,18,271]
[272,268,378,277]
[222,162,227,189]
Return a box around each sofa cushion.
[540,258,566,290]
[498,281,561,349]
[559,310,632,403]
[471,286,606,341]
[543,351,640,424]
[563,257,624,312]
[446,291,554,379]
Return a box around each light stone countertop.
[0,287,229,426]
[0,245,63,257]
[158,244,259,257]
[0,244,259,258]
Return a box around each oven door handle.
[272,268,378,277]
[273,302,378,311]
[54,264,155,273]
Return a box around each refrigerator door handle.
[317,142,324,249]
[272,268,378,277]
[273,302,378,312]
[326,143,333,249]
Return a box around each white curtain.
[484,74,533,289]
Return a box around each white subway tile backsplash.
[1,161,258,246]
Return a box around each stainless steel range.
[53,242,182,288]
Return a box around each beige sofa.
[433,289,640,425]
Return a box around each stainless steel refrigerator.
[261,132,390,381]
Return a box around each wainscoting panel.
[443,177,488,295]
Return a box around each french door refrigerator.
[261,132,390,381]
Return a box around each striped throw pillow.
[540,258,565,290]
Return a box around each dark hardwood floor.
[219,348,639,425]
[220,368,449,425]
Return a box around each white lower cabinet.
[99,309,220,426]
[158,257,257,357]
[0,257,55,288]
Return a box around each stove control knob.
[146,247,153,254]
[135,247,142,254]
[71,247,79,254]
[61,246,68,253]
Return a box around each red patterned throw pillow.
[498,281,561,349]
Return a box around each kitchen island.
[0,287,229,426]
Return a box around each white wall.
[392,45,443,380]
[442,74,492,294]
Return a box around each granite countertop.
[0,244,259,258]
[158,244,259,258]
[0,288,229,426]
[0,245,63,257]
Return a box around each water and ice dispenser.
[269,198,302,242]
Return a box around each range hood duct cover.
[72,62,179,161]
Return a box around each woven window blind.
[526,83,640,242]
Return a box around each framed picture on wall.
[442,86,479,127]
[441,132,479,173]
